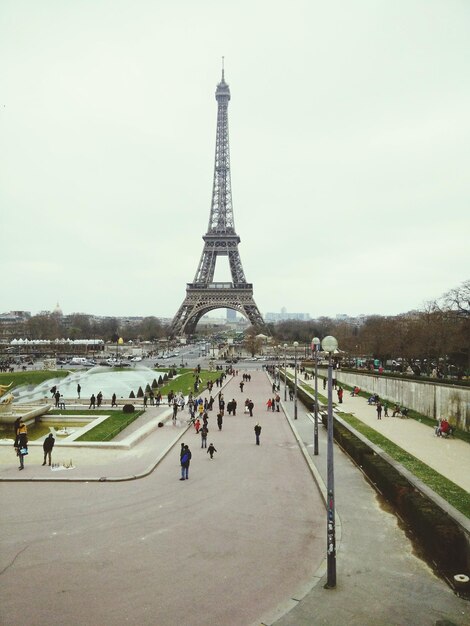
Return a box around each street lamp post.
[294,341,299,419]
[283,343,288,401]
[276,345,280,389]
[322,335,338,589]
[311,337,321,455]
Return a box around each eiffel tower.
[169,68,266,338]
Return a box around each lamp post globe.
[321,336,338,353]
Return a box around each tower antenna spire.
[222,56,224,81]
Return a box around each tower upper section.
[207,68,235,234]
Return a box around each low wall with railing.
[315,367,469,432]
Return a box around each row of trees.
[260,281,470,372]
[19,314,167,343]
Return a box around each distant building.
[226,308,237,322]
[265,308,311,322]
[0,311,31,342]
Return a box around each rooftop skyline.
[1,1,469,320]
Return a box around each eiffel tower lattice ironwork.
[169,69,267,337]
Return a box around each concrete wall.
[318,368,469,432]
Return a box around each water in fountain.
[12,365,169,403]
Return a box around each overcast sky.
[1,0,469,322]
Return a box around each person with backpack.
[180,445,192,480]
[14,421,28,470]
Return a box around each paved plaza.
[0,369,469,625]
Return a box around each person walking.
[200,426,208,449]
[14,421,28,470]
[89,394,96,409]
[180,445,192,480]
[207,443,217,459]
[42,433,55,466]
[54,390,60,407]
[247,400,254,417]
[111,393,117,407]
[383,402,389,417]
[97,391,103,408]
[289,388,294,401]
[77,383,81,399]
[194,418,201,434]
[376,402,383,420]
[217,412,223,431]
[231,399,237,416]
[239,381,244,393]
[254,423,262,445]
[337,387,344,404]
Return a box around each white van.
[70,357,90,366]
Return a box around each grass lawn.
[157,370,220,399]
[75,410,143,442]
[0,370,69,391]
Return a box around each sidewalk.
[271,372,469,626]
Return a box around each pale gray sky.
[1,0,469,320]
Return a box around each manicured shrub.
[163,373,168,382]
[137,386,144,398]
[158,375,163,385]
[168,370,173,379]
[129,390,135,398]
[145,383,151,393]
[152,378,158,389]
[123,404,135,413]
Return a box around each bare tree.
[440,280,470,318]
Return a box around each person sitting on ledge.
[437,418,452,437]
[350,386,360,397]
[392,404,401,417]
